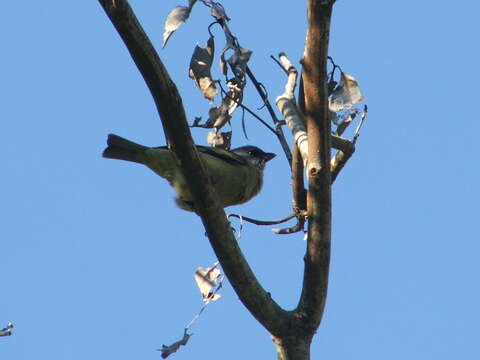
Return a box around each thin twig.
[228,213,296,226]
[255,83,269,110]
[275,53,308,165]
[327,56,342,75]
[240,107,248,139]
[272,218,305,234]
[207,21,219,38]
[270,55,289,75]
[246,66,292,166]
[217,83,277,135]
[353,105,368,144]
[274,145,307,235]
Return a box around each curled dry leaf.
[329,72,364,112]
[194,266,222,301]
[211,3,230,22]
[192,116,203,127]
[205,79,244,130]
[162,0,197,48]
[207,131,232,149]
[227,47,252,77]
[157,330,191,359]
[189,36,217,102]
[218,25,236,76]
[219,52,228,76]
[207,106,231,130]
[0,322,13,337]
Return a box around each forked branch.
[98,0,288,338]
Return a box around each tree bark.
[295,0,333,336]
[273,335,312,360]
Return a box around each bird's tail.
[102,134,148,164]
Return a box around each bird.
[102,134,276,212]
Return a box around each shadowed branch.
[98,0,289,338]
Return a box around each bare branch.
[330,134,355,182]
[275,53,308,166]
[246,66,292,167]
[98,0,288,338]
[273,138,307,236]
[228,212,296,226]
[295,0,334,338]
[330,106,368,181]
[353,105,368,144]
[330,148,353,182]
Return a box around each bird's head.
[232,145,276,170]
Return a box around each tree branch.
[295,0,333,337]
[98,0,288,337]
[275,53,309,166]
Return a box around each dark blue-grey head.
[231,146,276,170]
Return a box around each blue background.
[2,1,478,359]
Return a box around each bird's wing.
[196,146,248,166]
[151,145,246,166]
[152,145,247,166]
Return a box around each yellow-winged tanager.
[102,134,276,211]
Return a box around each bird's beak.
[263,152,276,162]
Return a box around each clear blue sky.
[2,1,479,359]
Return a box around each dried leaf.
[207,131,232,149]
[329,72,364,112]
[189,36,217,102]
[225,78,244,113]
[227,47,252,77]
[157,330,191,359]
[211,3,230,22]
[163,1,197,48]
[206,106,231,129]
[328,80,337,94]
[219,54,228,76]
[218,28,236,76]
[205,80,244,130]
[192,116,203,127]
[0,322,13,337]
[194,266,222,301]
